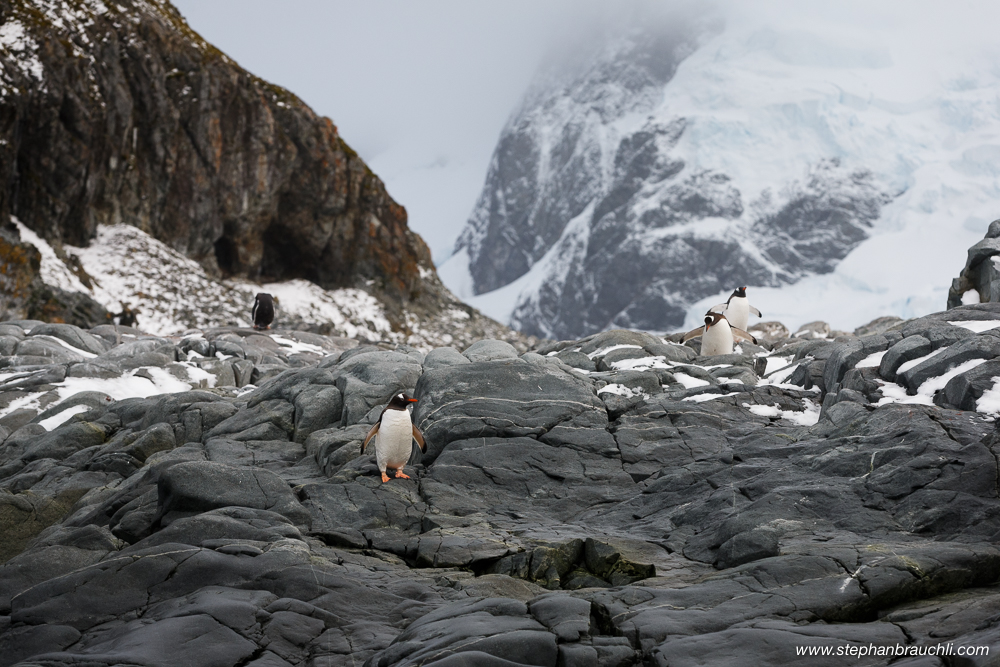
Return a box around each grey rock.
[26,323,108,355]
[21,421,108,463]
[100,338,178,363]
[898,335,1000,393]
[423,347,473,371]
[555,349,596,371]
[336,351,423,426]
[14,337,85,364]
[879,335,932,382]
[368,598,557,667]
[463,339,520,362]
[292,386,342,443]
[854,315,905,337]
[0,624,81,666]
[939,359,1000,410]
[822,334,888,392]
[714,527,780,569]
[206,400,295,441]
[122,423,177,463]
[9,309,1000,666]
[135,506,302,550]
[0,324,26,339]
[413,361,606,460]
[194,357,237,387]
[29,391,114,428]
[596,347,651,372]
[529,594,591,643]
[157,461,311,527]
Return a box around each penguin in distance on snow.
[362,393,426,483]
[709,286,762,332]
[252,293,274,331]
[683,312,758,356]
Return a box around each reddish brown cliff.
[0,0,432,316]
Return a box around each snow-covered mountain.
[440,3,1000,338]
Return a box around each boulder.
[413,359,606,460]
[156,461,311,527]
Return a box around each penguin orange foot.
[381,472,390,483]
[394,470,411,480]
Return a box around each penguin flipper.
[731,326,758,345]
[682,326,705,342]
[708,303,727,314]
[361,422,379,454]
[749,306,762,318]
[412,425,426,452]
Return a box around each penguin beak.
[407,398,418,403]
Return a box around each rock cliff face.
[0,0,429,312]
[2,301,1000,665]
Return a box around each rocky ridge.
[1,217,528,351]
[949,219,1000,309]
[0,0,509,344]
[1,301,1000,665]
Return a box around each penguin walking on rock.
[362,393,426,483]
[709,286,762,332]
[683,312,758,356]
[252,293,274,331]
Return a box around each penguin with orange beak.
[708,286,762,331]
[683,312,757,356]
[361,393,425,482]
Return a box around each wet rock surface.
[2,311,1000,665]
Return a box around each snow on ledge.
[949,320,1000,333]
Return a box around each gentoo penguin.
[709,287,762,332]
[683,312,758,356]
[362,393,426,483]
[252,293,274,331]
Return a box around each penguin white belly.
[701,323,734,356]
[726,298,750,331]
[375,409,413,471]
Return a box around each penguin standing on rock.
[709,286,762,332]
[362,393,426,483]
[683,312,758,356]
[252,293,274,331]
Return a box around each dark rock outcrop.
[948,218,1000,308]
[1,309,1000,665]
[0,0,431,318]
[0,224,109,327]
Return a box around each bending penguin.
[362,392,426,483]
[709,286,762,332]
[683,312,758,356]
[252,293,274,331]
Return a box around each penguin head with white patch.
[704,312,727,329]
[733,286,747,298]
[387,393,418,410]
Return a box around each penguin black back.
[252,293,274,330]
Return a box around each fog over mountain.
[165,2,1000,337]
[440,0,1000,336]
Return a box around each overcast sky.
[172,0,617,262]
[171,0,1000,266]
